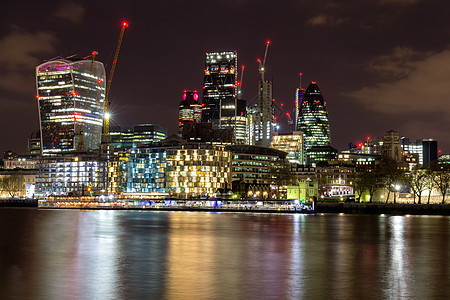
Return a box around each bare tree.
[379,159,405,204]
[405,167,428,204]
[428,162,450,204]
[0,174,25,198]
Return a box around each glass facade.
[121,148,166,194]
[298,82,330,163]
[202,51,237,126]
[36,59,106,154]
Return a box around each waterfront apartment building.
[36,152,107,196]
[401,137,438,166]
[36,59,106,154]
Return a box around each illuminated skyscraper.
[295,87,305,132]
[298,82,331,163]
[178,90,202,133]
[36,59,106,154]
[201,51,237,127]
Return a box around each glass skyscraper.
[201,51,237,127]
[36,59,106,154]
[298,82,331,163]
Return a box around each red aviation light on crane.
[299,72,303,76]
[274,116,277,120]
[257,58,261,63]
[367,136,371,141]
[280,103,284,107]
[311,81,317,84]
[438,149,442,154]
[357,143,363,148]
[97,80,101,84]
[122,21,129,28]
[266,40,271,45]
[242,65,245,70]
[237,81,241,86]
[35,95,39,99]
[286,112,290,116]
[92,51,98,56]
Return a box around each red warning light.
[438,149,442,154]
[237,81,241,86]
[367,136,371,141]
[92,51,98,56]
[312,81,317,84]
[122,21,129,27]
[281,103,284,107]
[35,95,39,99]
[97,80,101,84]
[242,65,245,70]
[299,73,303,76]
[274,116,277,120]
[257,58,261,62]
[266,40,271,45]
[72,92,77,96]
[286,112,290,116]
[357,143,363,148]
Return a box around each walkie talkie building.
[36,59,106,154]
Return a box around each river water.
[0,208,449,299]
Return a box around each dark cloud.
[54,1,86,24]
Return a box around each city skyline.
[1,0,450,156]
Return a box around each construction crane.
[257,40,271,81]
[237,65,245,97]
[103,21,128,136]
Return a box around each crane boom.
[258,40,271,81]
[104,21,128,136]
[238,65,245,96]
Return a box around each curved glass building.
[298,82,331,160]
[36,59,106,153]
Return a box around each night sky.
[1,0,450,156]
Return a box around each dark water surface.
[0,209,449,299]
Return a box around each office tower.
[295,87,305,132]
[401,138,438,165]
[109,124,167,148]
[298,82,330,163]
[178,90,202,133]
[220,98,247,144]
[202,51,237,126]
[36,58,106,153]
[255,80,274,147]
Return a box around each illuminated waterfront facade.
[121,147,166,194]
[36,153,107,196]
[165,144,231,198]
[178,90,202,133]
[36,59,106,154]
[227,145,288,185]
[298,82,330,163]
[255,80,273,147]
[271,131,304,164]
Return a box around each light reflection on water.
[0,209,449,299]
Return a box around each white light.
[104,112,111,119]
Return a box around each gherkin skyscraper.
[298,82,331,161]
